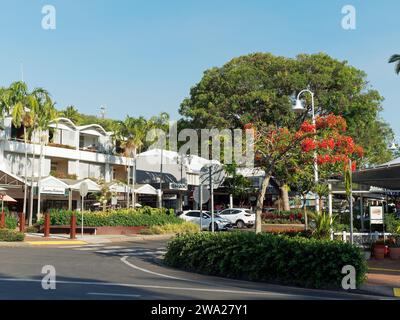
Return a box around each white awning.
[61,178,101,192]
[135,184,158,195]
[39,176,69,195]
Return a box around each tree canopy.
[180,52,393,165]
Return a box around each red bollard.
[43,213,50,238]
[0,211,5,229]
[70,214,76,239]
[19,213,25,232]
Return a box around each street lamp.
[293,89,320,213]
[390,140,397,151]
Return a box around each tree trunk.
[132,148,137,210]
[23,127,28,217]
[126,163,130,209]
[280,184,290,211]
[302,193,308,230]
[255,175,271,234]
[36,133,44,219]
[28,137,36,227]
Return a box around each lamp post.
[293,89,320,213]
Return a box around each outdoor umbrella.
[0,188,17,213]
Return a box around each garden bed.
[164,232,367,289]
[262,223,306,233]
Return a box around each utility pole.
[349,159,354,245]
[209,166,214,233]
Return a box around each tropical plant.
[29,89,58,218]
[308,211,336,240]
[113,116,149,208]
[59,105,81,123]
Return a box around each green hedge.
[5,215,18,230]
[0,229,25,242]
[38,207,183,227]
[164,232,367,289]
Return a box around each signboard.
[79,182,89,197]
[163,194,177,200]
[199,164,226,188]
[169,182,188,191]
[193,186,210,204]
[370,206,383,224]
[40,186,66,195]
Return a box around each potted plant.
[373,240,387,259]
[388,236,400,260]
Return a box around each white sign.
[199,164,226,188]
[370,206,383,224]
[40,186,65,195]
[79,182,89,197]
[193,186,210,204]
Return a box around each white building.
[0,115,212,214]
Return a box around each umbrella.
[0,190,16,213]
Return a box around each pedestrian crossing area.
[59,244,167,258]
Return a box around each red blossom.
[300,121,315,133]
[301,138,316,152]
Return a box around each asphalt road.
[0,239,383,300]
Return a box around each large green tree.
[180,52,393,165]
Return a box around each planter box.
[261,224,306,233]
[41,225,147,235]
[95,226,147,235]
[389,247,400,260]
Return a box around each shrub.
[261,209,305,224]
[164,232,367,289]
[5,215,18,230]
[38,207,184,227]
[385,213,400,233]
[145,222,199,235]
[0,229,25,242]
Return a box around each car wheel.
[236,220,245,229]
[209,222,219,231]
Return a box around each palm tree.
[30,89,57,219]
[389,54,400,74]
[59,105,81,124]
[7,82,33,223]
[115,116,149,209]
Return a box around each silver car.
[179,210,232,231]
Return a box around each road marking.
[96,248,137,253]
[369,267,400,273]
[0,277,334,298]
[121,256,188,280]
[394,288,400,297]
[27,241,87,245]
[87,292,141,298]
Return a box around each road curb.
[0,234,175,247]
[358,284,397,298]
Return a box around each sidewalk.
[0,233,175,247]
[359,259,400,298]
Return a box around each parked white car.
[179,210,232,231]
[217,208,255,228]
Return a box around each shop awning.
[60,178,101,192]
[352,160,400,190]
[135,184,158,195]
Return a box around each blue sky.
[1,0,399,137]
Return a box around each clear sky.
[1,0,399,137]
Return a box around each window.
[186,211,200,217]
[220,209,232,215]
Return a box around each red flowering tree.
[250,114,363,233]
